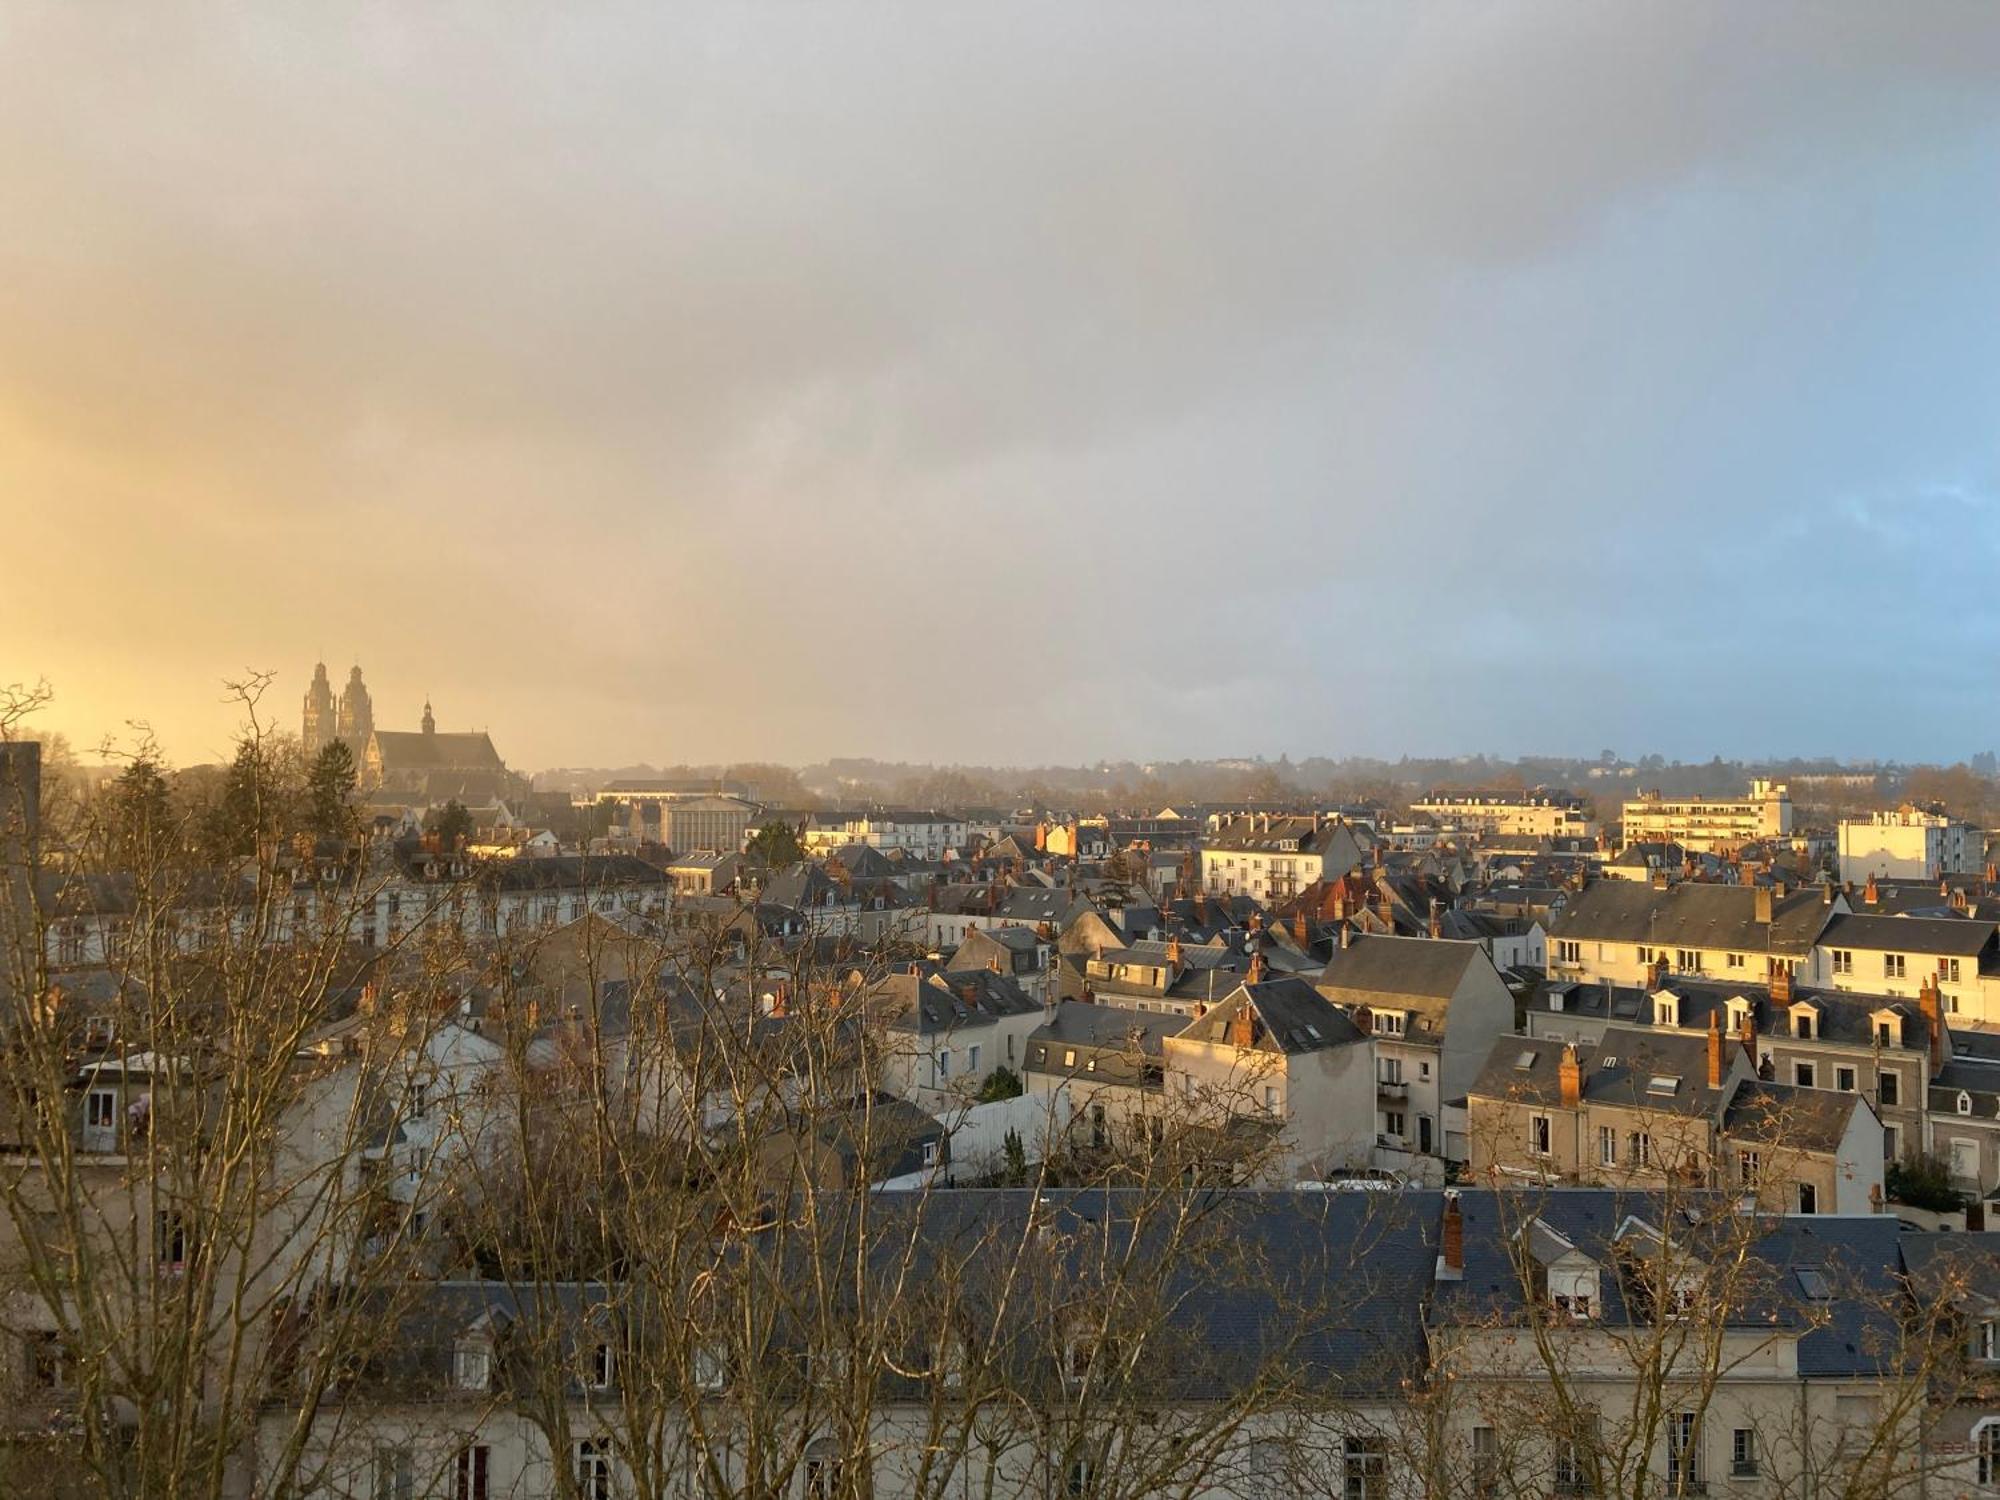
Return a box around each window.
[1884,1123,1900,1159]
[1739,1149,1760,1185]
[1794,1011,1815,1040]
[1732,1428,1759,1478]
[453,1445,490,1500]
[923,1139,941,1169]
[1981,1320,1999,1362]
[1797,1181,1818,1214]
[806,1456,845,1500]
[693,1345,726,1391]
[1879,1070,1900,1107]
[1373,1010,1405,1036]
[1954,1138,1980,1181]
[1832,949,1853,976]
[26,1331,72,1392]
[1530,1114,1552,1156]
[1794,1061,1817,1089]
[1554,1411,1598,1493]
[1676,949,1702,973]
[1555,940,1581,965]
[1384,1110,1405,1139]
[1062,1049,1077,1068]
[373,1445,414,1500]
[1598,1126,1617,1167]
[1471,1427,1498,1497]
[1944,958,1964,983]
[575,1440,613,1500]
[405,1080,428,1121]
[935,1050,950,1080]
[1726,952,1745,970]
[967,1044,980,1074]
[1065,1456,1095,1498]
[1884,953,1907,980]
[1963,1094,1977,1118]
[1419,1060,1431,1081]
[1341,1435,1384,1500]
[1628,1131,1652,1168]
[454,1342,491,1391]
[1668,1412,1700,1489]
[590,1341,615,1390]
[83,1014,113,1048]
[156,1209,189,1270]
[1379,1057,1403,1085]
[85,1089,117,1132]
[1836,1066,1856,1093]
[1981,1421,2000,1486]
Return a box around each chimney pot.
[1438,1190,1465,1279]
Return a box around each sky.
[5,3,2000,771]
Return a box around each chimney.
[1707,1009,1724,1090]
[1292,909,1309,946]
[1427,897,1442,940]
[1339,922,1352,951]
[1559,1043,1582,1107]
[1864,874,1880,906]
[1919,974,1946,1077]
[1753,886,1773,925]
[1167,935,1182,966]
[1437,1190,1465,1281]
[1229,1005,1257,1049]
[1769,960,1792,1005]
[1247,950,1268,985]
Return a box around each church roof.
[370,730,506,771]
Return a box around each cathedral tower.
[302,663,336,757]
[336,665,374,754]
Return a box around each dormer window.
[455,1340,492,1391]
[1372,1011,1406,1037]
[1654,994,1680,1028]
[1960,1091,1975,1117]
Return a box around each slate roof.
[1549,881,1834,956]
[371,730,507,771]
[1317,934,1486,1012]
[899,969,1040,1034]
[1526,976,1932,1054]
[1817,912,1996,957]
[1187,979,1366,1056]
[1470,1026,1735,1117]
[1719,1079,1866,1154]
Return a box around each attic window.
[1514,1050,1538,1072]
[1303,1023,1322,1041]
[1795,1268,1832,1301]
[1600,1056,1619,1069]
[455,1341,492,1391]
[1647,1075,1679,1097]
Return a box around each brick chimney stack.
[1919,974,1946,1078]
[1428,897,1442,940]
[1753,885,1773,925]
[1707,1009,1724,1090]
[1559,1043,1582,1107]
[1437,1190,1465,1281]
[1229,1004,1257,1050]
[1247,950,1267,985]
[1864,873,1880,906]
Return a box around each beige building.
[1838,805,1980,884]
[1408,790,1598,840]
[1467,1021,1884,1214]
[1621,778,1793,852]
[1546,879,1833,990]
[1199,815,1367,903]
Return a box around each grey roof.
[1526,975,1932,1054]
[1429,1191,1909,1376]
[1024,1002,1178,1088]
[1720,1079,1865,1154]
[903,969,1040,1033]
[1470,1026,1735,1116]
[1317,934,1485,1010]
[1549,881,1833,956]
[1817,912,1996,957]
[1194,978,1366,1056]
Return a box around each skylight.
[1647,1075,1679,1096]
[1795,1268,1832,1301]
[1514,1050,1538,1071]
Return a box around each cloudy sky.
[6,3,2000,769]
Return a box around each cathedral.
[302,663,527,803]
[302,662,373,760]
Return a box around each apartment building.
[1838,806,1981,883]
[1467,1021,1883,1214]
[1199,815,1368,902]
[1546,879,1834,989]
[1408,790,1598,840]
[1316,934,1515,1171]
[1620,779,1794,852]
